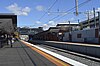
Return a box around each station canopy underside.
[0,14,17,34]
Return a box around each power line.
[71,17,87,22]
[57,0,91,21]
[38,0,58,21]
[48,0,58,11]
[49,0,92,21]
[56,0,91,21]
[49,15,60,21]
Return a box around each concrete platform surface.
[0,41,56,66]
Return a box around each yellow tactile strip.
[21,41,71,66]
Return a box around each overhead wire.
[49,0,92,21]
[56,0,91,21]
[38,0,58,21]
[70,17,87,23]
[48,0,60,21]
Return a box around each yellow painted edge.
[21,41,71,66]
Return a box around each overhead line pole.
[75,0,78,16]
[87,11,90,28]
[98,12,100,43]
[93,8,96,28]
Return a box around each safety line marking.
[21,40,70,66]
[21,40,87,66]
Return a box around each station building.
[63,15,100,44]
[79,17,99,29]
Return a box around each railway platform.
[0,41,58,66]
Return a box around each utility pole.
[78,19,79,24]
[68,21,72,41]
[68,21,71,31]
[98,12,100,34]
[75,0,78,16]
[78,19,80,30]
[87,11,90,28]
[98,12,100,43]
[93,8,96,28]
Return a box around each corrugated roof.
[56,23,79,26]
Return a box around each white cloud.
[42,21,57,30]
[36,5,44,11]
[43,24,48,27]
[36,21,41,24]
[22,7,31,12]
[48,21,55,26]
[6,3,31,16]
[42,24,49,30]
[96,8,100,12]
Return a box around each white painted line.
[22,41,87,66]
[45,41,100,47]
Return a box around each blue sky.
[0,0,100,30]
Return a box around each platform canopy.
[0,14,17,34]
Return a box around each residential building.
[79,17,99,30]
[18,27,43,41]
[18,27,43,35]
[63,28,99,43]
[56,23,79,32]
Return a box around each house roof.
[48,27,59,32]
[56,23,79,26]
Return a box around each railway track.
[35,44,100,66]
